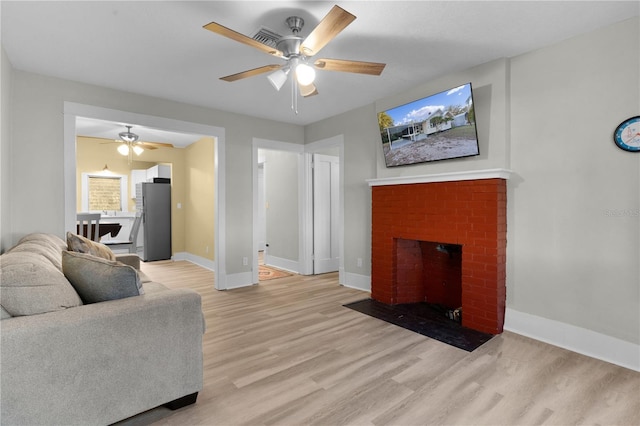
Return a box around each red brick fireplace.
[369,170,509,335]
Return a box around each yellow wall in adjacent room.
[75,136,187,254]
[184,137,215,261]
[76,136,216,260]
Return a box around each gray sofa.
[0,233,204,425]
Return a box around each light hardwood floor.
[120,260,639,426]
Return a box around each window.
[81,173,128,212]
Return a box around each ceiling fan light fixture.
[118,125,139,143]
[205,5,385,116]
[133,145,144,156]
[267,67,290,91]
[299,83,317,97]
[295,63,316,86]
[117,143,130,156]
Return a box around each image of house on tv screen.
[378,83,480,167]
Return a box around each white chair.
[104,213,142,254]
[77,213,101,241]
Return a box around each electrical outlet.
[205,246,209,253]
[357,258,363,268]
[242,257,248,266]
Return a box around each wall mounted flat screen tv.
[378,82,479,167]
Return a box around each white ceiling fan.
[203,5,386,112]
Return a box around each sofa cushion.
[0,251,83,317]
[8,233,68,271]
[66,232,116,261]
[62,251,144,304]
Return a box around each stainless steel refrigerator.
[136,182,171,261]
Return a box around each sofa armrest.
[0,288,204,425]
[115,253,140,270]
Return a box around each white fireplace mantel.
[367,168,513,187]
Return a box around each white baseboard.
[264,254,299,274]
[342,271,371,293]
[172,252,215,271]
[504,308,640,372]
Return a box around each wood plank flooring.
[119,260,640,426]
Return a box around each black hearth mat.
[343,299,494,352]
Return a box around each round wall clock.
[613,116,640,152]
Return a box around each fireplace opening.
[395,239,462,323]
[346,238,493,352]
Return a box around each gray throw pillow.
[66,232,116,261]
[62,251,144,304]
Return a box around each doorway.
[252,135,344,284]
[258,148,300,277]
[63,102,227,289]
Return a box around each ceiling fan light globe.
[117,144,130,156]
[299,83,317,97]
[267,68,289,91]
[295,63,316,86]
[133,145,144,156]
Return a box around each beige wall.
[76,136,217,258]
[76,137,186,252]
[184,137,215,261]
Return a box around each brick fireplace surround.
[368,170,510,335]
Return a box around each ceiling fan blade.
[220,64,283,82]
[299,82,319,97]
[138,141,174,149]
[203,21,283,58]
[299,5,356,57]
[314,58,386,75]
[89,136,173,149]
[92,136,133,145]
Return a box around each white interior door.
[313,153,339,274]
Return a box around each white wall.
[306,104,378,278]
[264,149,299,263]
[2,17,638,367]
[0,47,12,251]
[508,17,639,344]
[305,18,639,366]
[305,58,510,280]
[3,69,304,279]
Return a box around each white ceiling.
[74,116,208,148]
[2,1,638,137]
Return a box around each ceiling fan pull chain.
[291,73,299,114]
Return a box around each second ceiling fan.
[203,5,386,100]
